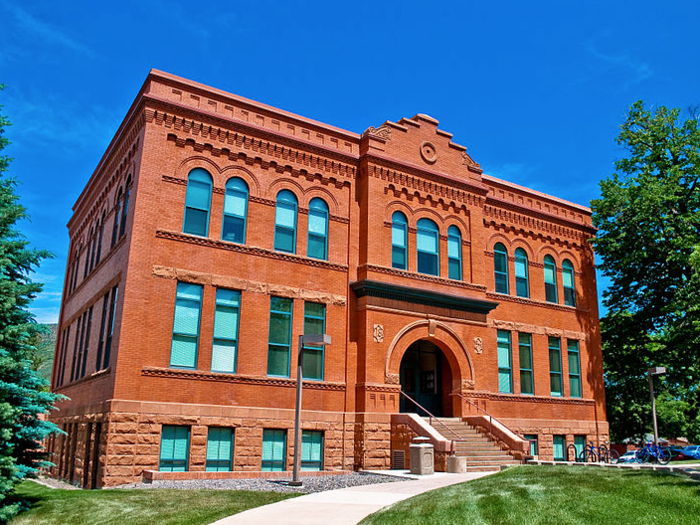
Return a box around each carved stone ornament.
[385,373,400,385]
[420,141,438,164]
[474,337,483,354]
[365,125,392,141]
[373,324,384,343]
[461,379,475,390]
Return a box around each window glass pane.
[262,429,286,471]
[449,258,461,280]
[271,297,292,313]
[225,190,247,218]
[544,260,556,283]
[417,252,438,275]
[549,347,561,372]
[206,428,233,472]
[417,229,437,252]
[170,335,197,368]
[267,345,290,376]
[307,235,326,260]
[514,253,527,278]
[520,370,533,394]
[301,431,323,471]
[448,236,460,258]
[499,370,512,393]
[302,347,323,380]
[563,268,574,288]
[551,373,562,396]
[276,203,296,228]
[214,306,239,340]
[516,278,529,298]
[392,246,406,269]
[174,299,200,335]
[308,210,327,235]
[160,426,189,472]
[269,313,291,345]
[274,227,295,252]
[524,434,538,456]
[185,179,211,210]
[222,216,245,243]
[568,352,580,375]
[392,224,406,247]
[553,436,565,460]
[183,208,208,236]
[212,340,236,372]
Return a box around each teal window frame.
[562,259,576,307]
[267,297,293,377]
[518,333,534,395]
[206,427,234,472]
[169,283,203,369]
[211,289,241,374]
[159,425,190,472]
[568,339,582,398]
[514,248,529,298]
[494,243,509,294]
[262,429,287,471]
[307,198,329,260]
[447,225,462,280]
[574,435,586,459]
[302,302,326,381]
[553,435,566,461]
[391,211,408,270]
[183,168,213,237]
[222,177,248,244]
[544,255,558,303]
[497,330,512,394]
[301,430,324,471]
[416,218,439,276]
[549,337,563,396]
[274,190,298,253]
[524,434,538,456]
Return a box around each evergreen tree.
[592,101,700,443]
[0,86,61,522]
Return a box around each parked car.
[683,446,700,460]
[666,446,694,461]
[618,451,638,463]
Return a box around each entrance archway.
[399,340,453,417]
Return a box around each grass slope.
[10,481,297,525]
[361,466,700,525]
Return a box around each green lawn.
[9,481,297,525]
[361,466,700,525]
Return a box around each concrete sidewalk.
[212,470,497,525]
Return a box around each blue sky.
[1,1,698,324]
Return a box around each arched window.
[119,175,131,238]
[222,177,248,243]
[111,188,122,248]
[95,211,105,266]
[274,190,298,253]
[562,259,576,306]
[307,198,329,260]
[416,218,439,276]
[391,212,408,270]
[84,227,93,278]
[544,255,558,303]
[514,248,529,298]
[493,243,509,294]
[183,168,213,236]
[447,225,462,280]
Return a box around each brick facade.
[48,70,608,487]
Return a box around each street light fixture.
[648,366,666,447]
[289,333,331,487]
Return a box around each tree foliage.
[592,101,700,443]
[0,86,62,522]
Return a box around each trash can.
[410,436,434,475]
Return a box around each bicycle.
[578,441,619,464]
[566,443,585,462]
[634,443,671,465]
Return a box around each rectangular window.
[302,302,325,380]
[518,333,533,395]
[553,435,565,461]
[267,297,293,377]
[417,228,439,276]
[301,430,324,471]
[79,306,93,379]
[211,289,241,373]
[170,283,203,369]
[102,285,118,370]
[159,425,190,472]
[514,255,529,298]
[262,429,287,471]
[574,435,586,460]
[95,292,109,372]
[206,427,234,472]
[497,330,512,394]
[524,434,538,456]
[391,222,407,270]
[568,340,582,398]
[549,337,563,396]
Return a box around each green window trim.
[524,434,538,456]
[206,427,234,472]
[497,330,512,394]
[568,339,582,398]
[553,435,566,461]
[267,297,293,377]
[183,168,213,237]
[302,302,326,381]
[549,337,563,397]
[544,255,558,303]
[262,429,287,471]
[416,218,439,276]
[211,289,241,374]
[514,248,529,298]
[307,198,329,261]
[518,333,534,395]
[494,243,509,294]
[159,425,190,472]
[222,177,248,244]
[574,435,586,459]
[447,225,462,280]
[274,190,298,253]
[391,212,408,270]
[301,430,324,471]
[562,259,576,307]
[170,283,203,370]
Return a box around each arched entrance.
[399,340,453,417]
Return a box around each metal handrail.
[450,392,524,444]
[399,390,466,456]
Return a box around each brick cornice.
[141,366,346,391]
[155,229,349,272]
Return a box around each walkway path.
[212,470,497,525]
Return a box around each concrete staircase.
[427,417,521,471]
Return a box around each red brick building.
[47,70,608,487]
